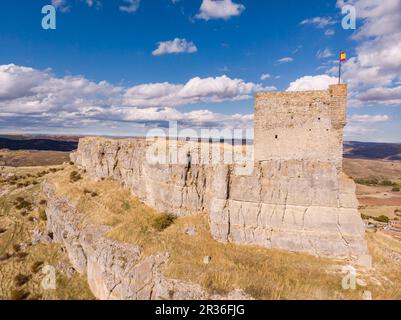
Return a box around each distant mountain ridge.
[1,135,400,161]
[344,141,401,161]
[0,137,78,152]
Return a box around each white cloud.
[51,0,70,12]
[276,57,293,64]
[260,73,271,81]
[300,17,336,28]
[196,0,245,21]
[0,64,49,101]
[357,86,401,105]
[349,114,390,123]
[119,0,140,13]
[124,75,276,107]
[344,124,376,137]
[52,0,102,12]
[316,48,334,59]
[324,29,335,37]
[287,75,338,91]
[152,38,198,56]
[0,64,275,131]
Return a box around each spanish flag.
[340,51,346,62]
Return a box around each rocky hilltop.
[70,85,370,264]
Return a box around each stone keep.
[254,84,347,167]
[71,84,369,261]
[209,84,368,260]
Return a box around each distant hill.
[1,135,400,161]
[0,137,78,152]
[344,141,401,161]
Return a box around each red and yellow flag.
[340,51,346,62]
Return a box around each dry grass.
[365,232,401,299]
[0,165,94,300]
[49,166,370,300]
[0,150,71,167]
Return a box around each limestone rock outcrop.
[43,182,252,300]
[70,85,369,262]
[70,137,368,261]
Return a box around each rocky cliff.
[43,182,251,300]
[70,137,369,263]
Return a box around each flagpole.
[338,52,342,84]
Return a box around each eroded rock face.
[68,85,369,263]
[43,182,252,300]
[70,137,369,262]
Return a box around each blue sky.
[0,0,400,142]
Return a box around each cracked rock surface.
[43,182,252,300]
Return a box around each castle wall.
[70,85,369,262]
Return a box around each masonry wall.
[70,85,369,262]
[254,84,347,168]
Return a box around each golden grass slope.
[48,165,401,300]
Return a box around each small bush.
[355,178,379,186]
[91,191,98,197]
[14,274,31,286]
[39,199,47,205]
[0,228,6,234]
[20,210,29,217]
[0,253,11,261]
[69,161,74,165]
[392,186,400,192]
[39,209,47,221]
[122,200,131,210]
[152,214,176,231]
[70,171,82,183]
[14,197,32,211]
[16,252,28,259]
[31,261,44,274]
[11,289,30,300]
[380,180,397,187]
[374,215,390,223]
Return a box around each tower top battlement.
[254,84,348,167]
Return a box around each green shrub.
[152,214,176,231]
[374,215,390,223]
[14,198,32,211]
[39,209,47,221]
[355,178,379,186]
[392,186,400,192]
[380,180,396,187]
[121,200,131,210]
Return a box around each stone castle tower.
[254,84,347,168]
